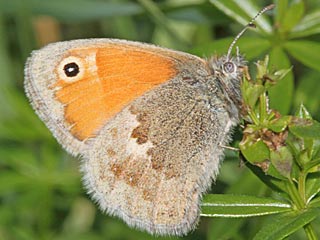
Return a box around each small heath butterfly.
[24,5,274,236]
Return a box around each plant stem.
[304,223,317,240]
[298,171,307,204]
[286,179,305,210]
[259,92,268,123]
[297,172,317,240]
[248,110,260,125]
[286,179,317,239]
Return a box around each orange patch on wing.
[54,45,177,140]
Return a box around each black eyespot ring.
[63,62,80,77]
[223,62,235,73]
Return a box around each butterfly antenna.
[226,4,275,61]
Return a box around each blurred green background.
[1,0,320,239]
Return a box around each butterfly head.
[207,4,274,116]
[208,53,246,114]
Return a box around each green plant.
[201,56,320,240]
[1,0,320,239]
[197,1,320,239]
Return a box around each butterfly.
[24,4,274,236]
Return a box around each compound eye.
[223,62,236,73]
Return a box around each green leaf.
[281,1,304,33]
[291,9,320,38]
[190,37,270,60]
[265,164,289,181]
[270,146,293,179]
[241,80,265,110]
[309,196,320,208]
[245,160,288,195]
[268,116,291,133]
[138,0,189,48]
[223,168,269,196]
[207,218,244,240]
[255,54,270,80]
[253,210,319,240]
[295,104,313,120]
[285,40,320,72]
[289,119,320,139]
[201,194,291,217]
[294,71,320,120]
[1,0,144,21]
[304,158,320,173]
[311,140,320,160]
[240,138,270,164]
[209,0,273,33]
[268,47,293,115]
[306,173,320,203]
[275,0,288,25]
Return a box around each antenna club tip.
[266,4,276,11]
[226,4,275,60]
